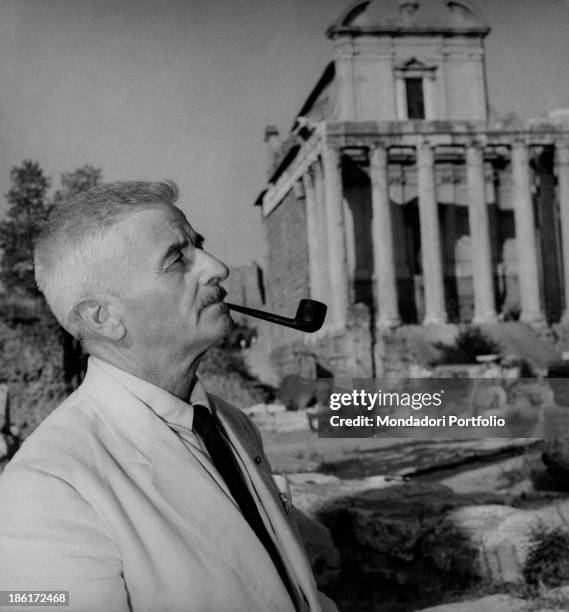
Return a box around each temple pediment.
[327,0,489,38]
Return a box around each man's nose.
[197,249,229,284]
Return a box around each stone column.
[466,143,497,323]
[417,141,447,324]
[302,169,324,302]
[370,144,401,328]
[322,145,350,328]
[556,142,569,324]
[511,141,545,325]
[312,159,330,303]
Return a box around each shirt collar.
[90,356,210,430]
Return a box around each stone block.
[542,405,569,483]
[448,504,543,586]
[343,483,466,561]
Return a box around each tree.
[0,161,51,296]
[0,163,103,299]
[0,161,103,393]
[52,164,102,205]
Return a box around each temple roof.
[327,0,489,37]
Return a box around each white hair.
[34,180,179,340]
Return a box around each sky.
[0,0,568,267]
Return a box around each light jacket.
[0,359,335,612]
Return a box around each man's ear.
[74,298,126,342]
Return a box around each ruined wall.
[264,188,310,315]
[270,304,374,380]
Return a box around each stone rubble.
[414,593,527,612]
[286,453,569,610]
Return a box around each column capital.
[418,139,434,150]
[512,138,528,150]
[312,156,324,179]
[322,143,342,157]
[466,139,485,153]
[302,168,315,188]
[369,141,388,153]
[322,145,343,175]
[417,141,435,169]
[369,143,388,166]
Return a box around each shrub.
[432,327,501,365]
[523,524,569,592]
[414,519,479,599]
[0,316,67,438]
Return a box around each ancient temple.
[254,0,569,377]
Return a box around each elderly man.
[0,182,337,612]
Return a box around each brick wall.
[225,262,266,326]
[264,189,310,315]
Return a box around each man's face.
[113,204,232,364]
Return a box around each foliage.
[432,326,501,365]
[0,316,67,438]
[0,161,51,296]
[52,165,102,205]
[523,524,569,593]
[329,513,482,612]
[411,519,479,603]
[0,162,103,301]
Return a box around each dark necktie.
[192,404,298,610]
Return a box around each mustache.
[199,287,227,310]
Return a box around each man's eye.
[169,252,184,267]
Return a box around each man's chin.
[195,304,235,346]
[211,311,235,345]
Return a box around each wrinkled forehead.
[114,203,194,248]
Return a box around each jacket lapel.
[215,402,321,612]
